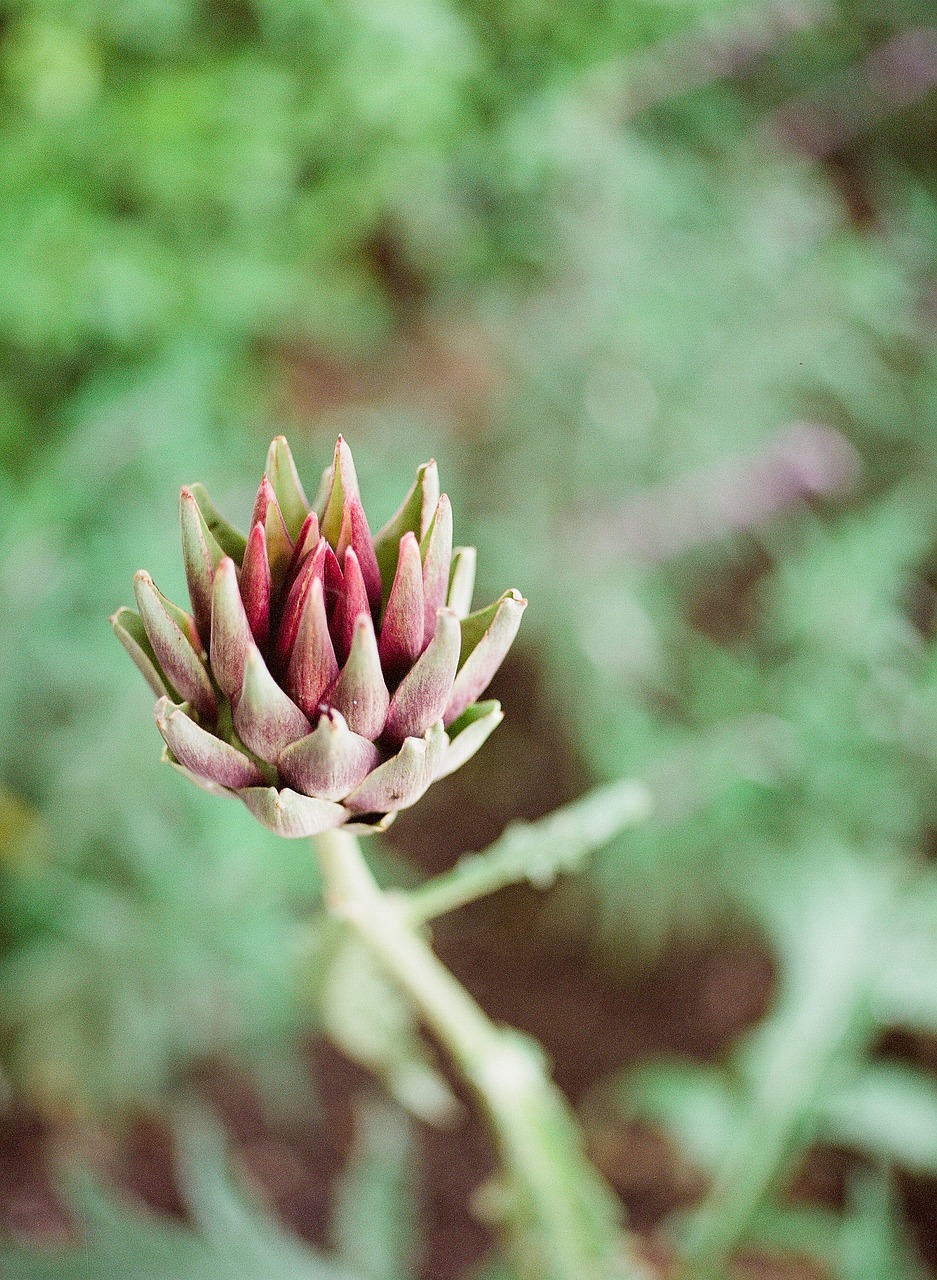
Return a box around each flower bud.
[116,438,526,835]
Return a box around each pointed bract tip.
[265,435,310,539]
[327,605,388,738]
[438,700,503,780]
[443,590,526,726]
[255,472,275,503]
[384,606,461,745]
[285,574,339,716]
[133,571,215,719]
[155,697,263,790]
[235,641,311,763]
[251,473,294,582]
[421,494,454,647]
[210,555,251,701]
[320,437,360,547]
[179,484,210,526]
[277,706,380,801]
[379,531,424,676]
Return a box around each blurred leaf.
[744,1179,927,1280]
[332,1098,418,1280]
[745,1203,846,1270]
[665,853,895,1272]
[876,870,937,1035]
[820,1064,937,1177]
[0,1112,362,1280]
[839,1173,927,1280]
[611,1061,740,1176]
[319,927,458,1126]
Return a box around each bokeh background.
[3,1,937,1277]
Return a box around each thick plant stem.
[314,827,648,1280]
[316,827,503,1063]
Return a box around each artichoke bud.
[115,437,526,836]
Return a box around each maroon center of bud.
[230,455,451,759]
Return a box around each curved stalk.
[314,827,650,1280]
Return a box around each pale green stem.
[407,778,652,924]
[676,902,882,1280]
[314,827,649,1280]
[316,827,502,1062]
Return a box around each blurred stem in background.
[674,864,884,1278]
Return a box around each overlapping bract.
[113,437,526,837]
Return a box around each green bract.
[113,437,526,836]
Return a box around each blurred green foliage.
[0,0,738,454]
[2,1106,400,1280]
[3,0,937,1274]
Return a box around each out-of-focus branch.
[580,423,860,568]
[770,27,937,157]
[588,0,826,120]
[406,777,652,925]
